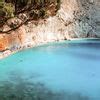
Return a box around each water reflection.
[0,71,90,100]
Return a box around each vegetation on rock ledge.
[0,0,61,28]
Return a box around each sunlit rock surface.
[0,0,100,57]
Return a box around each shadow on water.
[65,41,100,60]
[66,49,100,60]
[0,71,90,100]
[69,42,100,49]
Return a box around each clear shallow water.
[0,39,100,100]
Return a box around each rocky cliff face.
[0,0,100,58]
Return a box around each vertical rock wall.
[0,0,100,52]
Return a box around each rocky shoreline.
[1,38,100,59]
[0,39,68,59]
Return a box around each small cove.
[0,39,100,100]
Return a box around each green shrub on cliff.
[0,2,14,17]
[0,0,61,28]
[0,0,14,25]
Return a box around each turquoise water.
[0,39,100,100]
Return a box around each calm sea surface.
[0,39,100,100]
